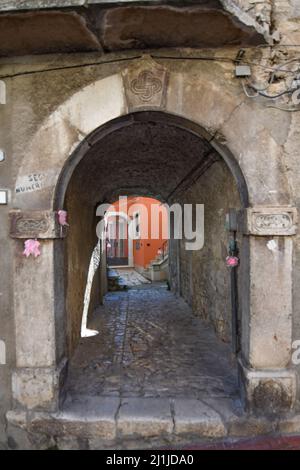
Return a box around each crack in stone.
[215,97,247,142]
[114,397,123,426]
[170,399,176,435]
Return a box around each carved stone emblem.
[130,70,163,102]
[242,207,298,236]
[255,213,292,232]
[15,218,49,234]
[122,55,168,110]
[10,210,67,239]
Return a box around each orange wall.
[108,196,168,268]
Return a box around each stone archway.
[58,110,247,367]
[8,56,297,429]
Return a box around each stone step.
[8,397,225,447]
[7,395,295,449]
[107,269,119,280]
[107,269,129,290]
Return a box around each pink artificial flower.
[23,239,41,258]
[226,256,239,268]
[57,210,69,226]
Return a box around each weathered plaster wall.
[0,74,14,448]
[232,0,271,30]
[273,0,300,44]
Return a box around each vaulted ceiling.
[66,114,220,205]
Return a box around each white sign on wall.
[0,80,6,105]
[0,340,6,365]
[0,190,7,204]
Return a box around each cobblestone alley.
[65,283,238,401]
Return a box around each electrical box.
[225,210,238,231]
[235,65,251,77]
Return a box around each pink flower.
[57,210,69,226]
[23,239,41,258]
[226,256,239,267]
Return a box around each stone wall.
[0,65,15,448]
[170,160,241,343]
[65,182,100,356]
[230,0,271,28]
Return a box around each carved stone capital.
[122,55,168,111]
[234,207,298,236]
[10,210,67,239]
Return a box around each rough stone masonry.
[1,0,300,449]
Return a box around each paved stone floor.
[113,268,151,287]
[65,283,238,400]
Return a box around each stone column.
[236,206,298,415]
[10,210,68,411]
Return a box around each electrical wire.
[1,49,300,111]
[243,80,300,100]
[265,105,300,112]
[242,79,298,100]
[248,58,300,93]
[242,80,258,98]
[259,88,297,99]
[241,56,300,100]
[0,54,143,80]
[255,44,300,48]
[242,79,300,111]
[1,53,300,80]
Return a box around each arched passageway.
[57,111,246,406]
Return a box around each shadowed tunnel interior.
[64,113,222,205]
[60,111,244,402]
